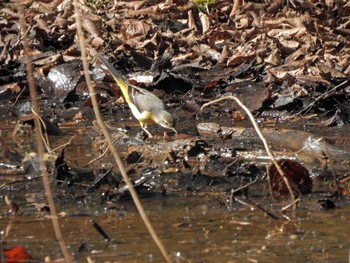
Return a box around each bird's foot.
[142,127,153,138]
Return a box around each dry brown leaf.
[278,39,300,53]
[33,53,62,66]
[268,26,307,37]
[249,11,262,28]
[338,55,350,68]
[296,75,333,86]
[325,0,335,8]
[192,44,220,62]
[265,48,281,66]
[218,45,230,64]
[269,159,312,196]
[199,12,211,34]
[229,0,242,18]
[188,10,197,30]
[263,17,286,27]
[122,20,152,39]
[285,48,306,63]
[226,51,255,67]
[267,67,304,80]
[0,83,22,93]
[266,0,283,14]
[318,64,347,78]
[90,37,105,48]
[235,16,249,29]
[344,64,350,75]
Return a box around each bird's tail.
[98,54,130,102]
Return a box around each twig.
[83,144,110,167]
[9,25,31,53]
[0,231,4,262]
[5,86,27,117]
[73,1,172,262]
[266,163,276,202]
[281,197,301,212]
[31,107,51,153]
[201,96,297,209]
[227,176,259,194]
[321,139,341,199]
[296,80,348,116]
[234,196,279,220]
[19,5,72,262]
[293,137,323,155]
[296,137,341,198]
[90,219,113,244]
[51,135,76,153]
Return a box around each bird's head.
[155,111,177,134]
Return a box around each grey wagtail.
[98,54,177,137]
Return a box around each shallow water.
[1,194,349,262]
[0,120,350,262]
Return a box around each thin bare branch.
[201,96,297,209]
[18,5,72,262]
[72,1,173,262]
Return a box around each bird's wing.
[129,84,165,114]
[99,54,165,116]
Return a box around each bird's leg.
[141,124,153,138]
[143,127,154,138]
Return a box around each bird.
[98,54,177,138]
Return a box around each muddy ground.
[0,0,350,262]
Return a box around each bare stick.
[266,163,276,202]
[31,108,51,152]
[72,1,172,262]
[234,196,279,220]
[281,197,301,212]
[51,135,76,153]
[5,86,27,118]
[19,5,72,262]
[83,144,110,167]
[228,176,259,194]
[321,139,341,199]
[296,80,348,116]
[201,96,297,209]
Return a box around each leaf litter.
[0,0,350,261]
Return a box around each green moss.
[192,0,215,14]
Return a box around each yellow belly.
[129,103,154,126]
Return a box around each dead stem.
[228,176,259,194]
[281,197,301,212]
[296,80,348,116]
[266,163,276,202]
[321,139,341,199]
[295,136,341,198]
[72,1,173,262]
[201,96,297,210]
[90,219,112,243]
[83,144,110,167]
[294,137,323,155]
[51,135,76,153]
[5,86,27,117]
[18,5,72,263]
[31,108,51,153]
[234,196,279,220]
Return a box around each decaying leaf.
[269,159,313,196]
